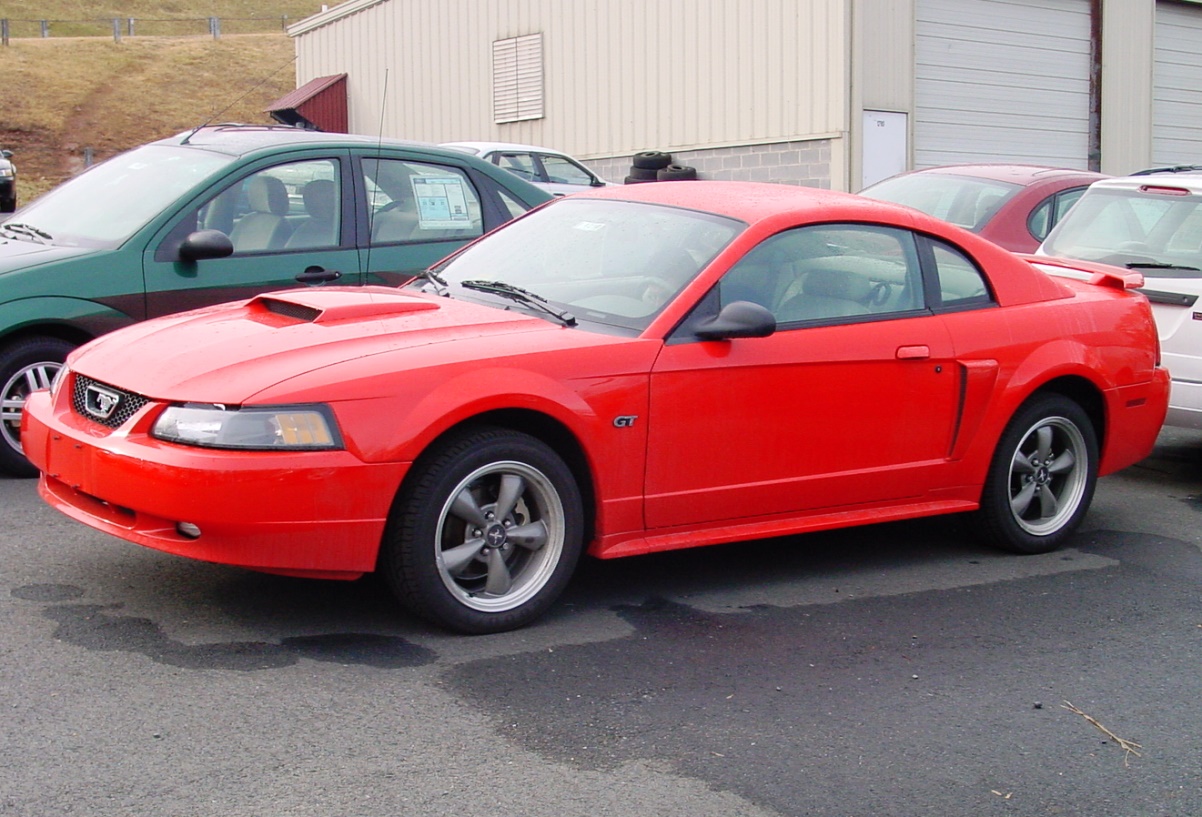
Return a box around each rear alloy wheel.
[977,394,1097,554]
[382,427,584,633]
[0,337,75,477]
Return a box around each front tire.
[977,394,1098,554]
[0,337,75,478]
[380,427,584,634]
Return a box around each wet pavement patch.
[35,601,435,671]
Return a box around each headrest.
[803,269,873,302]
[246,175,289,216]
[301,179,336,221]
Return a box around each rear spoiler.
[1018,254,1145,290]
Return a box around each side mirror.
[1,150,12,159]
[178,229,234,262]
[694,300,776,340]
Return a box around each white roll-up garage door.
[915,0,1092,169]
[1153,2,1202,166]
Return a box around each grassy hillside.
[1,1,327,202]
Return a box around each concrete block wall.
[585,138,833,189]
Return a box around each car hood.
[0,237,100,270]
[70,286,598,403]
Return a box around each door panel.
[645,315,958,529]
[143,154,360,318]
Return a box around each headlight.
[0,168,13,178]
[151,403,343,450]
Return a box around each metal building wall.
[290,0,849,166]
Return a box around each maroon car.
[860,164,1108,253]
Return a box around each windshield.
[861,172,1022,231]
[1,144,234,249]
[1040,186,1202,275]
[414,197,743,333]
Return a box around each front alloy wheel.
[978,394,1098,554]
[0,337,74,477]
[382,427,584,633]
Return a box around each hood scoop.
[248,287,441,324]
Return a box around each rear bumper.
[1099,367,1171,475]
[24,390,408,578]
[1165,375,1202,430]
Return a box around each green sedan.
[0,125,552,476]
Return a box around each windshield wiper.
[1126,261,1201,272]
[0,222,53,244]
[410,268,449,295]
[460,279,577,327]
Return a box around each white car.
[440,141,612,195]
[1037,168,1202,429]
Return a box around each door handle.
[296,266,342,285]
[896,345,930,360]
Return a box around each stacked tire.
[624,150,698,184]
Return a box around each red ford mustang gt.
[22,181,1168,633]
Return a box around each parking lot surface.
[3,429,1200,816]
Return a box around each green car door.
[142,151,363,317]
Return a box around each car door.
[644,223,960,530]
[142,151,361,317]
[359,154,508,286]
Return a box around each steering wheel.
[868,281,892,307]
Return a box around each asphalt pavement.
[2,428,1200,816]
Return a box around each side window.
[496,152,539,182]
[363,158,484,245]
[195,159,340,255]
[496,188,532,219]
[929,238,992,309]
[540,154,593,186]
[718,224,924,325]
[1029,187,1087,243]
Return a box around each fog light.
[177,522,202,539]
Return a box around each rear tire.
[0,337,75,477]
[976,394,1097,554]
[380,426,584,633]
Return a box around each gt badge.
[613,415,638,428]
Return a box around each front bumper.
[23,388,408,578]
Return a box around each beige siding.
[855,0,913,112]
[292,0,849,161]
[1099,0,1155,174]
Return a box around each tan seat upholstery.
[371,198,421,244]
[285,179,338,249]
[230,176,292,252]
[777,269,873,321]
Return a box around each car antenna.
[364,69,389,275]
[181,54,298,145]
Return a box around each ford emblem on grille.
[84,384,122,420]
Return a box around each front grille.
[71,374,150,429]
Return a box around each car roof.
[157,124,451,159]
[1090,172,1202,194]
[897,163,1108,186]
[440,141,574,157]
[576,179,919,225]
